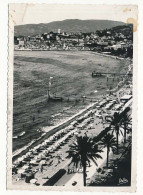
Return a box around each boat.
[13,131,25,139]
[13,136,18,139]
[18,131,26,137]
[48,96,63,101]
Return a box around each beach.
[12,56,132,186]
[12,80,132,186]
[12,50,133,187]
[13,50,130,152]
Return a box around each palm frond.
[89,156,98,166]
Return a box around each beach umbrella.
[42,150,47,155]
[36,145,40,149]
[43,143,47,147]
[51,145,56,150]
[64,128,67,133]
[45,139,50,144]
[49,137,53,141]
[48,146,52,151]
[22,165,30,170]
[46,148,50,153]
[40,160,46,165]
[22,154,27,159]
[33,155,38,160]
[17,157,24,162]
[18,169,25,174]
[56,142,60,147]
[30,160,37,164]
[33,147,37,151]
[37,153,42,159]
[13,160,18,164]
[38,144,42,148]
[25,153,30,157]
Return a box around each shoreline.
[13,101,98,161]
[12,75,128,162]
[14,49,132,61]
[12,70,132,186]
[12,52,132,162]
[12,82,132,186]
[91,51,133,61]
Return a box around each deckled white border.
[0,0,143,194]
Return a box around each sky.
[9,4,138,26]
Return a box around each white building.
[58,29,61,34]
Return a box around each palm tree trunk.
[83,164,87,186]
[124,122,127,143]
[116,127,119,153]
[116,132,119,153]
[107,147,109,168]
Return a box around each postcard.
[7,4,138,192]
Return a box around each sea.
[13,50,130,152]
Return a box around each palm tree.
[99,133,116,168]
[66,136,103,186]
[112,123,123,153]
[120,107,132,143]
[105,112,123,153]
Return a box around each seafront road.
[54,148,107,187]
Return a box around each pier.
[92,71,132,77]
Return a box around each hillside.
[14,19,126,36]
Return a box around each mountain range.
[14,19,126,36]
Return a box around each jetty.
[92,71,132,77]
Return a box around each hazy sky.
[9,4,137,25]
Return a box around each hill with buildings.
[14,19,126,36]
[14,23,133,58]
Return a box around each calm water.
[13,51,130,151]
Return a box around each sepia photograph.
[7,4,138,191]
